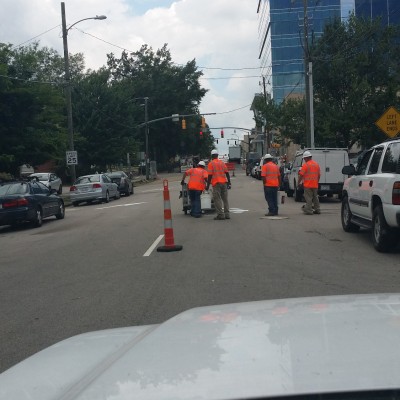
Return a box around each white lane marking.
[96,202,147,210]
[140,188,163,193]
[229,208,249,214]
[143,235,164,257]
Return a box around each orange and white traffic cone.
[157,179,183,252]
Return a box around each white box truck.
[286,148,350,201]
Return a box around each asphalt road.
[1,168,399,373]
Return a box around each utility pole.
[61,2,76,184]
[144,97,149,180]
[302,0,314,148]
[262,76,269,154]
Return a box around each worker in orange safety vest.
[181,161,208,218]
[297,150,321,215]
[261,154,281,216]
[206,149,231,220]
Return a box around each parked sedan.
[0,181,65,228]
[69,174,120,206]
[106,171,134,196]
[29,172,63,194]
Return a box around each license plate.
[321,185,330,190]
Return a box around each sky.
[1,0,261,155]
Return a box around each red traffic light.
[199,131,203,138]
[221,130,224,138]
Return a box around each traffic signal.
[181,119,186,129]
[221,129,224,138]
[199,131,203,139]
[201,116,206,128]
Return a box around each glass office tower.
[355,0,400,25]
[257,0,341,103]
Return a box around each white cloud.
[1,0,260,153]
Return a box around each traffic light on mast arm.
[181,119,186,129]
[221,129,224,138]
[199,131,203,139]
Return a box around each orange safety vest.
[207,158,228,186]
[261,161,280,187]
[299,159,320,189]
[185,167,208,191]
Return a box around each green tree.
[106,44,209,165]
[312,15,400,148]
[0,43,67,174]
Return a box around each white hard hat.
[211,149,218,155]
[197,161,206,167]
[264,153,273,159]
[303,150,312,158]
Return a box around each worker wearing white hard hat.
[181,160,208,218]
[298,150,321,215]
[206,149,231,220]
[261,153,281,216]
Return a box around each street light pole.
[144,97,149,180]
[61,2,106,183]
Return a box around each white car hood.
[1,294,400,400]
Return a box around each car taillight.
[3,198,29,208]
[92,183,102,189]
[70,186,77,191]
[393,182,400,205]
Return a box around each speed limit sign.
[66,151,78,165]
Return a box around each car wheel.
[32,207,43,228]
[131,185,134,195]
[372,205,398,252]
[73,202,79,207]
[125,187,130,196]
[341,196,359,232]
[58,185,62,195]
[286,188,294,197]
[55,202,65,219]
[104,191,110,203]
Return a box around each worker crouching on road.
[181,161,208,218]
[206,149,231,220]
[297,151,321,215]
[261,154,281,216]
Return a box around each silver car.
[29,173,63,194]
[69,174,120,206]
[1,293,400,400]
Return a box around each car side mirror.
[342,165,356,175]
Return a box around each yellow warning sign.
[375,106,400,138]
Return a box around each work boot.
[214,215,225,220]
[225,214,230,219]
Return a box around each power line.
[10,25,61,49]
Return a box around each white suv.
[341,138,400,252]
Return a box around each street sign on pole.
[375,106,400,138]
[66,151,78,165]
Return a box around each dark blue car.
[0,181,65,228]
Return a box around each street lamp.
[61,2,106,183]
